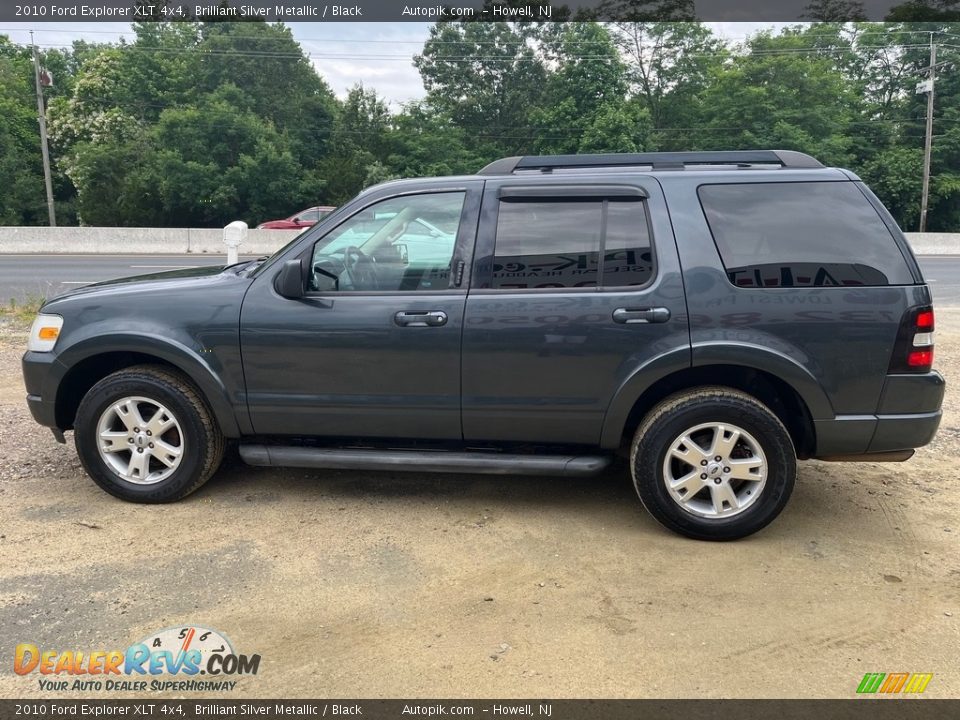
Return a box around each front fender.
[48,332,242,438]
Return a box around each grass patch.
[1,295,45,323]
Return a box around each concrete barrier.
[0,226,956,256]
[904,233,960,255]
[0,226,300,255]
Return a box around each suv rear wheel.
[74,365,225,503]
[630,387,796,541]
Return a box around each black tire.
[74,365,225,503]
[630,386,796,541]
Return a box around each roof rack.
[477,150,824,175]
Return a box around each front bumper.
[22,350,61,429]
[26,392,57,428]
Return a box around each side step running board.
[239,445,612,477]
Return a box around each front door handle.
[394,311,448,327]
[612,307,671,324]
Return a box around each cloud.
[290,21,429,106]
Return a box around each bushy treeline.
[1,18,958,230]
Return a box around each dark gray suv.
[22,151,945,540]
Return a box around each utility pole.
[918,36,936,234]
[30,31,56,227]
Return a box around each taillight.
[907,349,934,367]
[889,306,935,373]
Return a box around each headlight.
[28,314,64,352]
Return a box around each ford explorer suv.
[22,151,945,540]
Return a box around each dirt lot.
[0,312,958,700]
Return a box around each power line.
[5,26,960,44]
[25,40,958,62]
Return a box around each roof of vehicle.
[360,151,856,195]
[477,150,824,175]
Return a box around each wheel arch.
[602,363,821,459]
[51,335,241,437]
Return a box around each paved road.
[1,253,958,305]
[0,253,258,304]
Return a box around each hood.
[43,264,236,305]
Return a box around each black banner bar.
[1,0,954,24]
[2,700,960,720]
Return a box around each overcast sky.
[0,21,796,107]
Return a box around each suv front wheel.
[631,387,796,541]
[74,365,225,503]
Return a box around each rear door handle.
[394,311,448,327]
[612,307,671,324]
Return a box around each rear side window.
[492,198,653,290]
[698,182,913,287]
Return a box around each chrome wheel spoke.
[146,407,176,436]
[114,399,146,432]
[151,439,182,468]
[710,482,739,514]
[670,470,705,502]
[728,457,764,481]
[670,434,709,465]
[126,450,151,481]
[710,425,741,459]
[99,430,129,453]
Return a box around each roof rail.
[477,150,824,175]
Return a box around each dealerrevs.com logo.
[856,672,934,695]
[14,625,261,692]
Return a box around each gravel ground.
[0,312,957,699]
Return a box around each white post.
[223,220,247,265]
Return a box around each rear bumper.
[814,371,944,458]
[871,371,945,452]
[869,410,942,453]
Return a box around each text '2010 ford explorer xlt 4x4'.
[22,151,945,540]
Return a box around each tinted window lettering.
[492,198,653,290]
[698,182,913,288]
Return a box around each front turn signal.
[28,314,64,353]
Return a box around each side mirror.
[274,259,304,299]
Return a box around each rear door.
[461,178,689,446]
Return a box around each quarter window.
[698,182,913,287]
[491,198,653,290]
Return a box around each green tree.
[384,103,483,177]
[699,27,860,165]
[194,21,337,166]
[802,0,867,21]
[530,24,649,153]
[316,84,394,203]
[414,21,548,155]
[605,21,726,149]
[0,37,46,225]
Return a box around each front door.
[240,183,481,440]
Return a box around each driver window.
[308,192,466,292]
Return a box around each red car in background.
[257,205,336,230]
